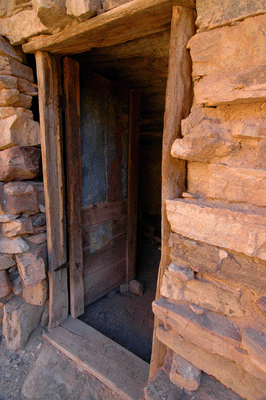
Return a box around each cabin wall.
[147,1,266,399]
[0,35,47,350]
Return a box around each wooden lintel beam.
[22,0,195,55]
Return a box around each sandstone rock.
[39,204,45,213]
[157,325,266,400]
[0,234,29,254]
[169,353,201,391]
[0,36,23,61]
[0,76,36,98]
[4,181,39,215]
[129,279,144,296]
[13,93,32,109]
[146,368,242,400]
[168,262,194,281]
[0,146,41,182]
[144,369,183,400]
[154,297,241,348]
[166,198,266,261]
[0,106,33,120]
[101,0,132,10]
[0,254,16,270]
[0,270,12,298]
[0,214,18,223]
[3,296,43,350]
[242,328,266,374]
[33,0,75,31]
[196,0,266,31]
[161,271,244,318]
[188,162,266,207]
[8,268,22,295]
[22,279,48,306]
[0,56,34,81]
[0,0,32,18]
[2,217,34,237]
[188,15,266,105]
[173,105,242,163]
[0,114,40,149]
[189,303,205,315]
[169,232,266,296]
[26,233,47,245]
[32,213,46,227]
[0,75,17,89]
[171,136,239,163]
[16,244,47,287]
[17,78,38,96]
[0,88,19,106]
[257,295,266,314]
[66,0,100,19]
[154,299,266,382]
[0,10,51,45]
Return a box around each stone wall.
[0,35,47,351]
[146,2,266,399]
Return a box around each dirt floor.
[79,238,161,363]
[0,323,125,400]
[0,238,159,399]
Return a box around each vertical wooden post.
[35,51,68,328]
[126,89,141,283]
[63,57,84,318]
[149,6,195,377]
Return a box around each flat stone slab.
[43,316,149,400]
[22,344,123,400]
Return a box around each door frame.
[33,2,195,378]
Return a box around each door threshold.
[43,315,149,400]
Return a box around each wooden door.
[64,57,140,317]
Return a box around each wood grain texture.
[149,5,195,377]
[63,57,84,318]
[43,316,149,400]
[84,258,126,306]
[35,51,68,328]
[22,0,195,55]
[126,89,141,282]
[83,199,127,226]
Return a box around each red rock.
[0,270,12,298]
[16,244,47,287]
[0,146,41,182]
[4,181,39,214]
[2,216,34,237]
[3,296,44,351]
[22,279,48,306]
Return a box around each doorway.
[63,31,168,363]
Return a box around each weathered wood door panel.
[64,57,140,311]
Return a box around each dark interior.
[74,30,170,362]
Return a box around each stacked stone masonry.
[0,1,266,399]
[151,2,266,400]
[0,34,47,351]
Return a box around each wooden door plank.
[84,258,126,305]
[22,0,195,55]
[82,215,126,248]
[43,316,149,400]
[126,89,141,282]
[63,57,84,318]
[82,199,127,226]
[83,237,127,276]
[149,6,195,377]
[35,51,68,328]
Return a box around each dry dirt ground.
[0,323,124,400]
[0,239,160,400]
